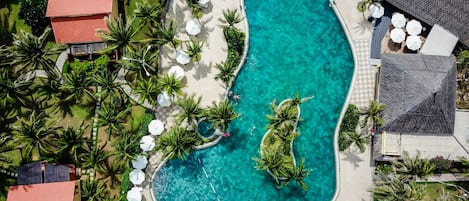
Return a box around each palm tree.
[185,37,204,63]
[93,69,121,101]
[159,73,184,98]
[60,70,94,104]
[81,178,109,201]
[112,130,142,163]
[81,142,112,175]
[342,131,370,153]
[56,121,90,165]
[253,146,288,183]
[176,94,203,127]
[0,45,12,68]
[150,20,181,49]
[267,103,298,129]
[9,27,64,79]
[271,123,298,143]
[279,158,310,191]
[0,135,15,169]
[98,160,124,187]
[0,68,30,108]
[204,100,240,132]
[122,46,159,76]
[394,151,435,179]
[214,60,237,88]
[14,110,59,161]
[360,100,386,127]
[156,127,201,160]
[373,175,424,201]
[96,103,130,140]
[219,9,242,27]
[134,0,164,26]
[97,15,142,58]
[132,75,160,105]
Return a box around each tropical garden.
[253,94,312,191]
[0,0,245,200]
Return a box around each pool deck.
[330,0,376,201]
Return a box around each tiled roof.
[46,0,113,17]
[7,181,76,201]
[385,0,469,46]
[50,15,108,44]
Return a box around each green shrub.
[137,111,154,136]
[19,0,49,35]
[223,27,245,54]
[430,156,453,173]
[338,104,359,151]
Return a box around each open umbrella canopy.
[406,20,422,36]
[132,155,148,170]
[157,92,171,107]
[198,0,209,8]
[140,135,155,152]
[185,19,202,36]
[406,35,422,51]
[176,50,191,65]
[129,169,145,185]
[127,187,142,201]
[391,13,406,28]
[390,28,406,43]
[168,65,184,80]
[369,3,384,18]
[148,120,165,135]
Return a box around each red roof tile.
[46,0,113,17]
[50,15,108,44]
[7,181,76,201]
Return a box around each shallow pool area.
[152,0,353,200]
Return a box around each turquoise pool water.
[197,120,215,138]
[153,0,353,200]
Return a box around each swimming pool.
[152,0,353,200]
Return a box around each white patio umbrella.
[176,50,191,65]
[127,187,142,201]
[391,13,406,28]
[168,65,184,80]
[390,28,406,43]
[129,169,145,185]
[140,135,155,152]
[157,92,171,107]
[185,19,202,36]
[369,3,384,19]
[148,119,165,135]
[131,155,148,169]
[198,0,209,8]
[406,20,422,35]
[406,35,422,51]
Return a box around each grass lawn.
[4,0,32,34]
[421,182,469,200]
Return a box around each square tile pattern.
[349,38,377,109]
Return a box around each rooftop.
[7,181,77,201]
[49,15,108,44]
[46,0,113,18]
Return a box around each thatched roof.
[385,0,469,47]
[379,54,456,135]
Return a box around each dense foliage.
[338,104,360,151]
[19,0,49,35]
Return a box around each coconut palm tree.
[0,68,30,108]
[97,15,142,58]
[96,103,130,140]
[271,123,298,143]
[133,75,159,105]
[93,69,121,101]
[150,20,181,49]
[134,0,164,26]
[219,9,242,27]
[185,37,204,63]
[373,174,424,201]
[98,160,124,187]
[267,103,298,130]
[14,110,59,161]
[176,94,203,127]
[56,121,90,165]
[9,27,64,79]
[360,100,386,127]
[253,146,288,183]
[156,127,201,160]
[0,135,15,169]
[60,70,94,104]
[112,129,142,163]
[342,131,370,153]
[204,100,240,132]
[394,151,435,179]
[214,60,237,88]
[159,73,184,98]
[122,45,159,77]
[81,178,109,201]
[81,142,112,175]
[0,45,12,68]
[279,158,310,191]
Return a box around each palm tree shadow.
[192,61,212,80]
[342,150,364,169]
[353,19,373,35]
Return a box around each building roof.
[50,15,108,44]
[7,181,76,201]
[379,54,456,135]
[385,0,469,47]
[46,0,113,17]
[17,162,74,185]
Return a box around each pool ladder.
[198,158,221,201]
